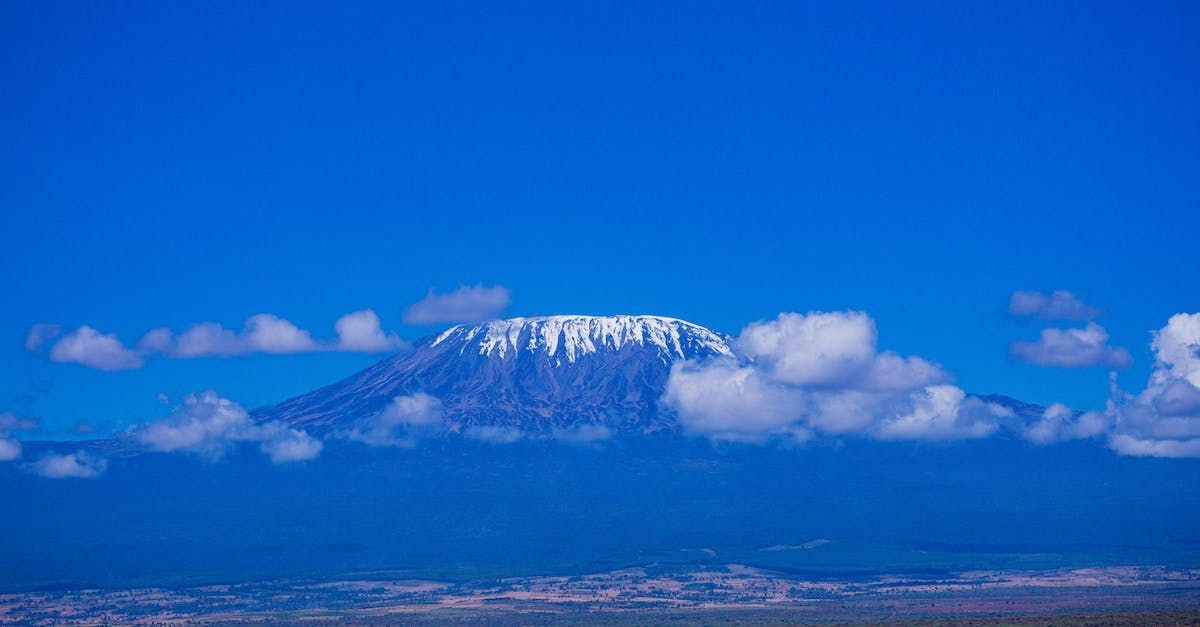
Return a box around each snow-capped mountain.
[257,315,736,436]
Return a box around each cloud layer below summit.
[663,311,1001,443]
[10,286,1200,474]
[662,304,1200,458]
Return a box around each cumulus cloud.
[0,412,37,462]
[0,438,20,461]
[134,391,322,463]
[259,429,325,463]
[1151,313,1200,386]
[167,323,239,357]
[29,451,107,479]
[32,309,407,370]
[874,386,1001,441]
[243,314,320,353]
[48,326,144,371]
[169,314,318,357]
[403,284,511,325]
[738,312,878,386]
[1009,290,1102,321]
[1010,323,1132,368]
[137,327,174,353]
[663,360,806,441]
[1103,313,1200,458]
[335,309,406,353]
[663,311,995,443]
[1108,434,1200,459]
[24,323,61,352]
[347,393,444,446]
[1023,403,1110,444]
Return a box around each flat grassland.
[2,564,1197,625]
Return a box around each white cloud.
[170,314,319,358]
[1104,313,1200,458]
[244,314,319,353]
[1009,290,1101,320]
[170,322,243,357]
[347,393,444,446]
[136,391,248,455]
[335,309,405,353]
[134,391,321,463]
[663,311,990,443]
[24,323,61,352]
[874,386,1000,441]
[1010,323,1132,368]
[49,326,144,371]
[1108,434,1200,459]
[1151,313,1200,387]
[863,353,948,390]
[0,412,35,462]
[0,412,37,433]
[464,425,523,444]
[666,310,1199,454]
[0,438,20,461]
[553,424,614,443]
[1023,402,1110,444]
[663,359,806,441]
[403,284,511,325]
[36,310,408,370]
[1152,378,1200,417]
[737,312,878,387]
[258,428,324,463]
[29,451,107,479]
[137,327,174,353]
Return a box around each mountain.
[256,315,736,437]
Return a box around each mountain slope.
[256,315,736,436]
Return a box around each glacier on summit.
[431,315,734,363]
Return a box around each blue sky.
[2,1,1198,437]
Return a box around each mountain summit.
[258,315,735,436]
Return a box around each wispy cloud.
[0,412,37,433]
[553,424,613,444]
[28,451,107,479]
[345,393,444,447]
[23,323,61,352]
[1108,434,1200,459]
[403,284,511,325]
[0,438,19,462]
[464,425,523,444]
[1010,323,1132,368]
[133,391,322,463]
[1009,290,1102,321]
[1023,403,1110,444]
[873,386,1000,441]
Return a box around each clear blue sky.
[2,1,1197,436]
